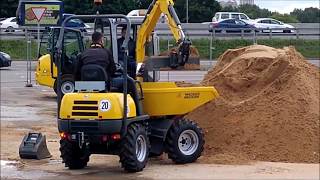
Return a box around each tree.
[0,0,19,17]
[136,0,153,9]
[221,5,238,12]
[271,13,299,23]
[63,0,94,15]
[291,7,320,23]
[63,0,136,15]
[133,0,222,23]
[174,0,221,23]
[238,4,272,19]
[101,0,135,14]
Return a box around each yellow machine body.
[59,93,137,120]
[141,82,219,116]
[35,54,56,88]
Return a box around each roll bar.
[55,14,132,137]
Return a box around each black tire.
[283,29,291,33]
[165,118,204,164]
[60,139,90,169]
[119,123,150,172]
[53,80,58,94]
[6,26,14,33]
[59,74,74,95]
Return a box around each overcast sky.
[254,0,320,14]
[223,0,320,14]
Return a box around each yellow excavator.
[44,0,219,172]
[136,0,193,69]
[35,0,200,95]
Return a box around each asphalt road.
[156,23,320,40]
[1,23,319,40]
[1,61,319,180]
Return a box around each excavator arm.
[136,0,191,65]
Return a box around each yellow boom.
[136,0,187,63]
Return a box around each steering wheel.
[113,63,124,76]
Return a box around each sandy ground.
[0,65,319,180]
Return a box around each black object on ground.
[19,133,52,160]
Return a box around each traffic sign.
[31,7,47,22]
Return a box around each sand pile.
[188,45,320,164]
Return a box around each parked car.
[209,19,256,33]
[0,52,12,68]
[0,17,19,32]
[62,14,91,32]
[253,18,295,33]
[212,12,253,24]
[127,9,167,23]
[127,9,148,17]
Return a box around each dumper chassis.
[55,11,217,172]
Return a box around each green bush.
[160,39,320,59]
[0,40,38,60]
[0,39,319,60]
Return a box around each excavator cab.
[35,27,85,94]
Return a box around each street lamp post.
[186,0,189,23]
[94,0,102,14]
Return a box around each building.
[240,0,255,5]
[218,0,238,8]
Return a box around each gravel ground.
[0,63,319,180]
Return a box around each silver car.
[253,18,295,33]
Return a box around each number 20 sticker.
[100,100,111,112]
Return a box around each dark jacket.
[117,37,136,62]
[117,37,137,79]
[75,44,116,80]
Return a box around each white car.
[127,9,167,23]
[127,9,147,17]
[212,12,254,24]
[253,18,295,33]
[0,17,19,32]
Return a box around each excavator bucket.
[19,133,52,160]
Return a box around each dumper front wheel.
[60,139,90,169]
[60,75,74,95]
[165,119,204,164]
[119,123,150,172]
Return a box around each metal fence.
[161,26,319,60]
[1,23,319,40]
[0,24,319,61]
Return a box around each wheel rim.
[178,130,199,156]
[136,135,147,162]
[6,26,13,32]
[61,81,74,94]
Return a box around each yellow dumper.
[55,0,219,173]
[142,82,218,116]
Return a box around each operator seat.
[81,64,110,90]
[81,64,108,81]
[81,64,143,115]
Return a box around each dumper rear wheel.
[60,139,90,169]
[165,118,204,164]
[119,123,150,172]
